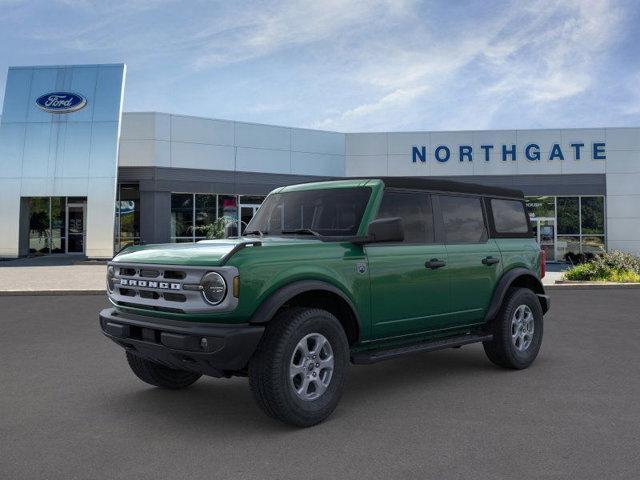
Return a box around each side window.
[376,191,434,243]
[439,195,487,244]
[491,199,529,234]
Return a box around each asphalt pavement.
[1,290,639,479]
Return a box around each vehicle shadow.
[344,347,498,398]
[103,345,503,433]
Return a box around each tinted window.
[491,199,529,233]
[246,187,371,236]
[440,195,487,243]
[376,191,434,243]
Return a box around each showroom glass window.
[195,194,217,241]
[114,184,140,252]
[27,196,87,255]
[375,191,434,243]
[170,193,265,242]
[526,195,606,259]
[28,197,53,254]
[171,193,196,242]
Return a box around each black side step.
[351,333,493,365]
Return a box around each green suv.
[100,178,549,427]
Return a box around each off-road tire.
[125,351,202,389]
[483,287,544,369]
[249,307,349,427]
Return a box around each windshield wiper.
[281,228,322,237]
[243,229,268,237]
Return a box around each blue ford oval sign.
[35,92,87,114]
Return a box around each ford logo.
[35,92,87,114]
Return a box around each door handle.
[482,256,500,266]
[425,258,446,269]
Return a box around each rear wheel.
[483,287,544,369]
[249,307,349,427]
[125,351,202,389]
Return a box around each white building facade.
[1,64,639,260]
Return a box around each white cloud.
[1,0,631,130]
[314,0,625,130]
[191,0,414,69]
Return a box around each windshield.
[245,187,372,237]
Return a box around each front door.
[66,203,85,254]
[366,190,450,339]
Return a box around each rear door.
[366,190,450,339]
[436,194,502,327]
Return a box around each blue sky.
[1,0,639,131]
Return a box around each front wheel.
[483,287,544,369]
[248,307,349,427]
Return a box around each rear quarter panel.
[494,238,541,276]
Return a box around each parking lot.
[1,289,639,479]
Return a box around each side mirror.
[363,217,404,243]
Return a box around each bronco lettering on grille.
[119,279,181,290]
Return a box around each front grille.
[139,290,160,300]
[164,270,186,279]
[163,292,186,303]
[108,262,239,314]
[139,269,160,278]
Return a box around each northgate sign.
[411,142,606,163]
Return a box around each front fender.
[248,279,361,330]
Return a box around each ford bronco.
[100,178,550,427]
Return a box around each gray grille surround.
[108,262,239,314]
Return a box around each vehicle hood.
[112,237,320,266]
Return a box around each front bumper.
[99,308,264,377]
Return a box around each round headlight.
[201,272,227,305]
[107,266,115,293]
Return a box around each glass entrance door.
[66,203,86,254]
[533,217,556,261]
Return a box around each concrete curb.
[547,282,640,290]
[0,290,106,296]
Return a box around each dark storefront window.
[171,193,194,242]
[195,194,217,241]
[27,196,86,255]
[114,184,140,252]
[581,197,605,234]
[557,197,579,235]
[29,198,51,254]
[525,196,555,219]
[526,195,606,261]
[50,197,66,253]
[170,193,249,242]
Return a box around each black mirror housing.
[363,217,404,243]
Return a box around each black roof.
[371,177,524,199]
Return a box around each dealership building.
[1,63,639,260]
